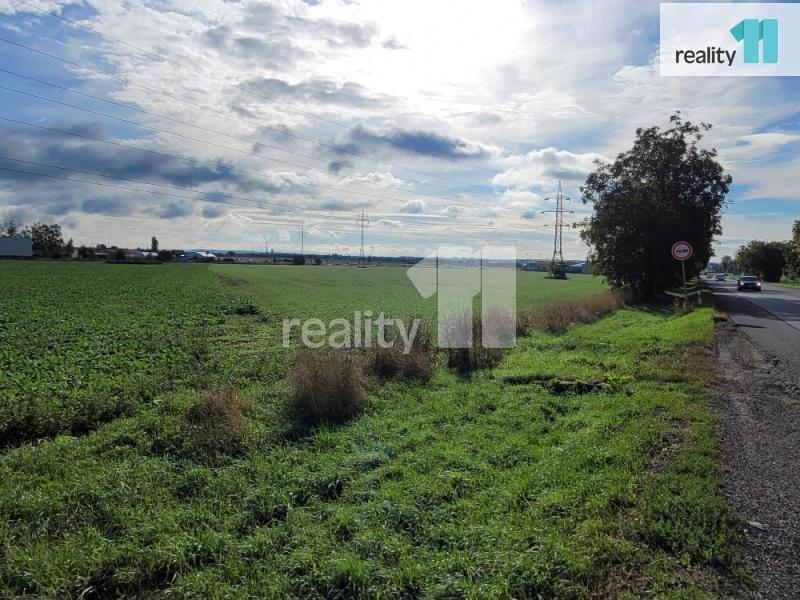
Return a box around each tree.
[1,220,22,237]
[786,220,800,279]
[151,236,159,252]
[735,241,785,282]
[291,254,306,265]
[580,114,731,297]
[26,222,64,258]
[64,238,74,257]
[719,255,733,273]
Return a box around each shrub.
[442,312,506,376]
[186,387,250,454]
[288,348,367,427]
[367,325,434,382]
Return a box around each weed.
[186,387,250,454]
[288,348,368,427]
[441,312,506,375]
[518,290,629,334]
[367,323,434,381]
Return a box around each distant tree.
[720,255,733,273]
[112,248,127,261]
[26,222,64,258]
[292,254,306,265]
[313,256,322,265]
[64,238,74,258]
[580,114,731,297]
[150,236,159,252]
[78,245,93,259]
[1,220,23,237]
[157,249,174,262]
[735,241,785,282]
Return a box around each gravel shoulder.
[712,321,800,599]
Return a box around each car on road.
[737,275,762,291]
[716,274,727,281]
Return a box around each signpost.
[671,241,693,305]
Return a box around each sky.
[0,0,798,259]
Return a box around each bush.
[288,348,367,427]
[367,325,433,382]
[441,312,506,376]
[292,254,306,265]
[186,387,250,454]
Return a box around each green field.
[0,262,737,598]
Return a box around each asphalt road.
[708,278,800,385]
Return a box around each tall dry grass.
[288,348,367,427]
[517,290,631,335]
[367,326,434,382]
[186,387,250,453]
[440,311,507,375]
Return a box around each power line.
[0,29,501,189]
[0,162,467,236]
[10,0,502,174]
[0,155,536,240]
[0,153,510,231]
[0,115,451,209]
[0,84,468,207]
[0,68,492,198]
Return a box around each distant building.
[125,250,158,260]
[523,262,545,271]
[0,236,33,258]
[178,251,217,262]
[570,262,594,274]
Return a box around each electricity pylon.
[299,224,304,257]
[541,181,574,280]
[357,210,370,268]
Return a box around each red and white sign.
[671,241,693,261]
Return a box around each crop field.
[0,262,737,599]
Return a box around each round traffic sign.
[671,241,693,261]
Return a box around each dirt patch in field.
[216,273,247,287]
[712,322,800,599]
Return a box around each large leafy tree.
[581,114,731,297]
[736,240,786,282]
[25,222,64,258]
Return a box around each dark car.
[737,275,762,291]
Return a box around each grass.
[777,277,800,288]
[0,262,738,598]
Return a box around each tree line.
[719,222,800,282]
[1,220,72,258]
[1,220,175,261]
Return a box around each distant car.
[737,275,762,291]
[716,274,727,281]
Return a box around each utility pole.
[357,210,370,268]
[541,180,574,280]
[265,237,269,263]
